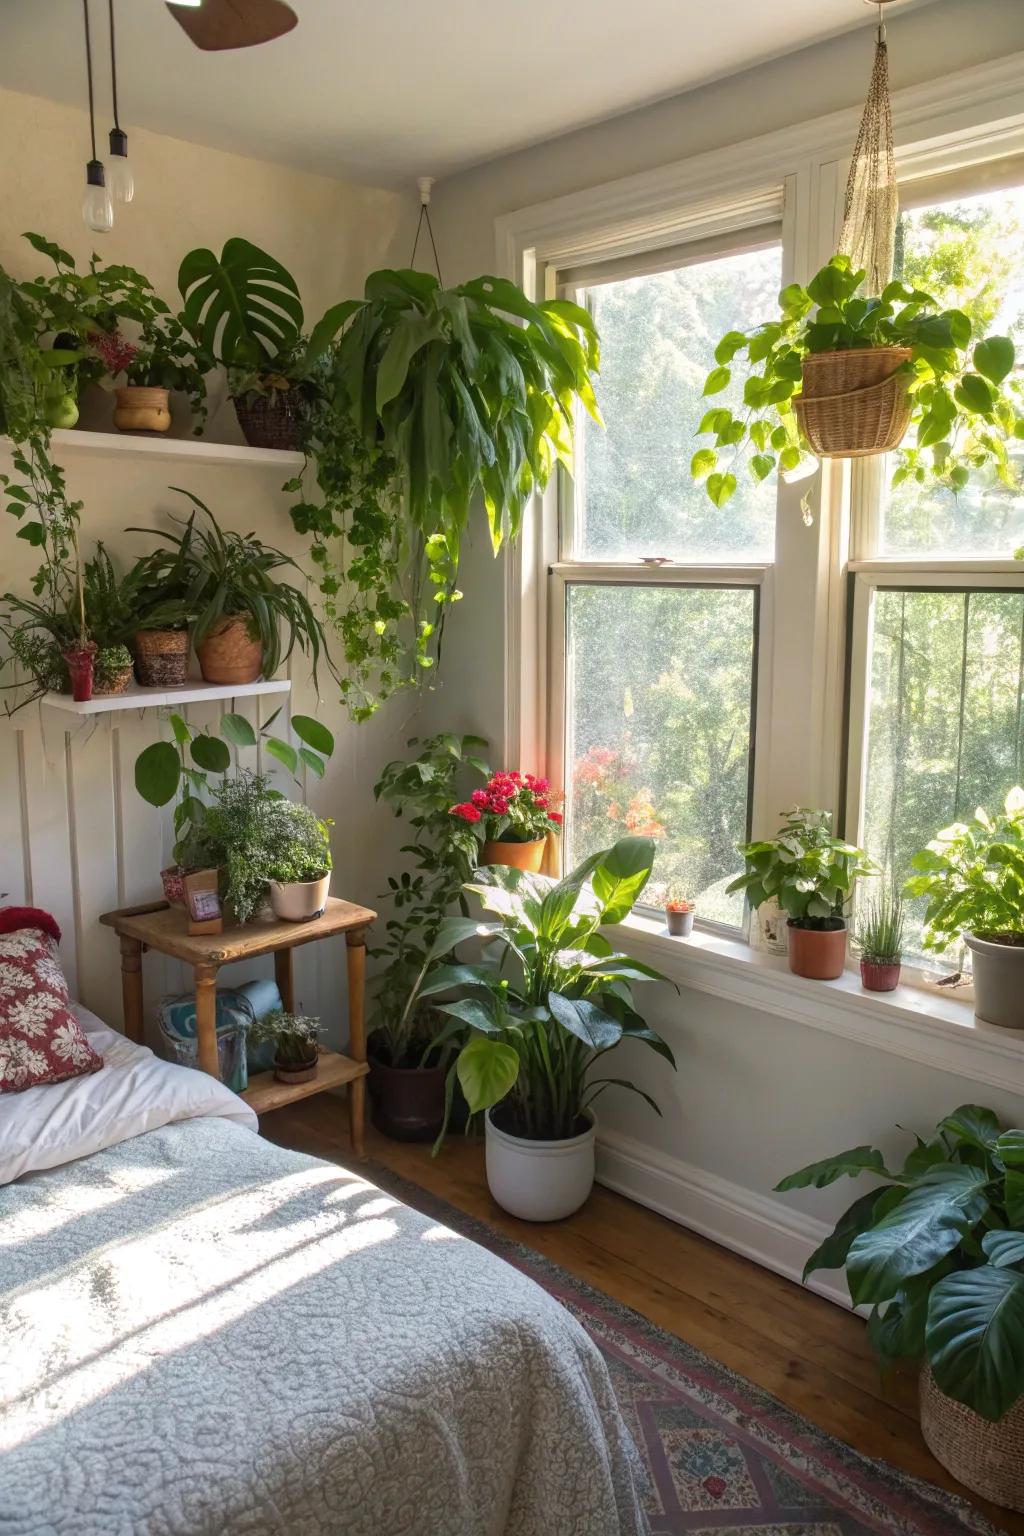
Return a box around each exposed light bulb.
[107,126,134,203]
[83,158,113,232]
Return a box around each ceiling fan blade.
[166,0,298,52]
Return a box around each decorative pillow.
[0,925,103,1094]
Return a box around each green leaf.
[177,237,303,368]
[264,737,299,775]
[15,522,46,546]
[698,407,731,435]
[714,330,747,365]
[802,1187,895,1281]
[691,448,717,480]
[702,366,731,396]
[776,1146,892,1191]
[189,734,231,773]
[973,335,1015,386]
[548,992,623,1050]
[416,963,496,999]
[927,1266,1024,1420]
[434,997,502,1034]
[299,747,326,777]
[219,712,258,748]
[996,1130,1024,1168]
[868,1289,928,1368]
[134,741,181,808]
[428,916,495,960]
[456,1035,519,1114]
[982,1230,1024,1267]
[169,713,191,747]
[954,372,995,417]
[706,472,737,508]
[291,714,335,757]
[847,1165,993,1305]
[940,1104,1002,1153]
[591,836,655,923]
[750,453,775,482]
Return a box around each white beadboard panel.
[0,722,30,904]
[13,711,79,995]
[63,719,121,1020]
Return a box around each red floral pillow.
[0,926,102,1094]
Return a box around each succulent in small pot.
[665,891,695,938]
[729,809,877,981]
[246,1010,323,1084]
[450,770,562,873]
[854,888,905,992]
[905,788,1024,1030]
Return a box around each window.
[556,238,781,924]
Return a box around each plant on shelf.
[776,1104,1024,1438]
[261,797,333,922]
[691,254,1021,506]
[450,770,562,874]
[905,788,1024,1031]
[246,1010,323,1083]
[367,733,491,1141]
[728,809,877,981]
[417,836,675,1220]
[665,889,695,938]
[128,489,329,687]
[853,887,905,993]
[88,316,207,436]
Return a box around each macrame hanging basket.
[796,1,911,459]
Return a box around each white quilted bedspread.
[0,1117,648,1536]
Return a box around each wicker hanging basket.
[794,346,912,459]
[920,1365,1024,1512]
[232,392,305,452]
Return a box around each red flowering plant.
[450,770,563,845]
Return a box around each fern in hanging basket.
[691,254,1022,507]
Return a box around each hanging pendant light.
[81,0,113,232]
[106,0,134,203]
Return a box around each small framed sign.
[183,869,223,936]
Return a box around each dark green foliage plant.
[691,254,1022,507]
[904,788,1024,949]
[728,808,878,929]
[777,1105,1024,1421]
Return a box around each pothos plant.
[690,254,1022,508]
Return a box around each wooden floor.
[261,1096,1020,1536]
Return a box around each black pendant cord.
[410,204,443,285]
[82,0,98,160]
[108,0,121,130]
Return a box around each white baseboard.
[595,1129,853,1311]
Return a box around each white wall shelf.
[2,429,303,471]
[42,678,291,717]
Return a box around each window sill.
[617,913,1024,1095]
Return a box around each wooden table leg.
[345,928,368,1161]
[274,947,295,1013]
[194,963,220,1078]
[119,936,144,1044]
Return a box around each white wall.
[426,0,1024,1290]
[0,88,425,1044]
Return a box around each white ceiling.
[0,0,932,187]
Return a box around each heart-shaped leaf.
[456,1035,519,1114]
[847,1165,992,1305]
[927,1266,1024,1421]
[134,741,180,808]
[291,714,335,757]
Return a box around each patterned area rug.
[366,1162,1006,1536]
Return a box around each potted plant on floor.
[665,890,695,937]
[450,770,562,874]
[419,836,675,1220]
[728,809,877,981]
[368,733,491,1140]
[246,1010,323,1084]
[691,253,1019,503]
[905,788,1024,1030]
[777,1104,1024,1512]
[128,489,328,686]
[854,888,905,992]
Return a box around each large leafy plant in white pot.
[416,836,675,1221]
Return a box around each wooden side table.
[99,897,376,1158]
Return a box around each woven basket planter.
[920,1365,1024,1512]
[92,661,134,697]
[232,392,305,452]
[134,628,189,688]
[794,346,913,459]
[197,614,263,685]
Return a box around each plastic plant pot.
[666,907,694,937]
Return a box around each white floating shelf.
[2,429,303,471]
[42,678,291,717]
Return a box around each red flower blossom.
[88,328,139,377]
[547,810,563,824]
[470,789,489,807]
[450,802,481,823]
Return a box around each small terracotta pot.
[63,641,98,702]
[273,1053,318,1085]
[113,385,171,434]
[369,1052,448,1141]
[135,628,189,688]
[666,907,694,937]
[481,837,547,873]
[861,957,901,993]
[787,920,847,981]
[197,614,263,685]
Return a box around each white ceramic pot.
[269,873,330,922]
[484,1110,596,1221]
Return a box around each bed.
[1,1005,649,1536]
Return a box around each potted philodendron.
[418,836,675,1222]
[367,733,490,1141]
[905,788,1024,1031]
[450,770,562,874]
[729,809,877,981]
[777,1105,1024,1512]
[854,889,905,993]
[665,890,695,938]
[247,1010,323,1084]
[691,253,1019,505]
[128,490,327,687]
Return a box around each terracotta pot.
[369,1052,447,1142]
[197,614,263,685]
[786,919,847,980]
[269,874,330,923]
[481,837,547,873]
[666,907,694,937]
[134,628,189,688]
[273,1053,318,1085]
[63,641,98,702]
[113,385,172,434]
[860,957,901,993]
